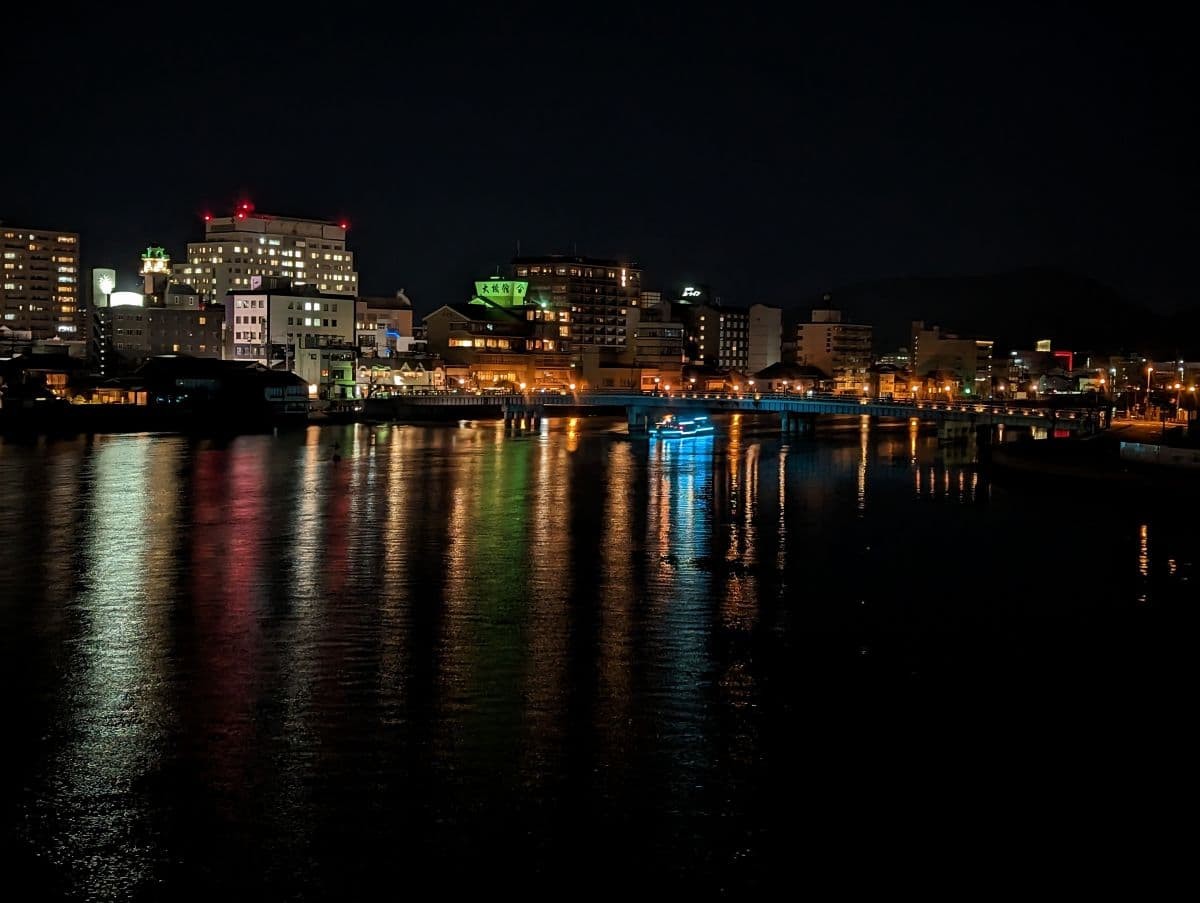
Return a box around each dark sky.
[2,3,1194,312]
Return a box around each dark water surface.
[1,417,1192,898]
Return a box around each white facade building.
[748,303,782,374]
[227,285,355,364]
[172,209,358,306]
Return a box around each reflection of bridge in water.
[373,390,1107,437]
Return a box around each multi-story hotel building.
[171,205,358,305]
[692,303,750,371]
[792,309,873,392]
[512,255,641,352]
[1,225,82,339]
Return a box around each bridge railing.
[368,387,1098,423]
[556,390,1094,419]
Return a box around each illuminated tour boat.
[648,413,715,438]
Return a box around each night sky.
[2,4,1193,313]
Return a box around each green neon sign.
[474,279,528,307]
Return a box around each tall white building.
[747,303,782,374]
[172,206,358,306]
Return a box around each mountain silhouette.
[795,267,1190,357]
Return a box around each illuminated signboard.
[140,246,171,275]
[682,286,702,298]
[473,279,528,307]
[92,268,116,306]
[110,291,145,308]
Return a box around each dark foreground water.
[1,416,1193,899]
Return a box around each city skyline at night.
[2,5,1194,319]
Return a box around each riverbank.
[984,422,1200,494]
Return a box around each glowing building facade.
[1,226,81,339]
[171,205,358,306]
[512,255,641,352]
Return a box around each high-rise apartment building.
[691,303,750,371]
[792,309,873,391]
[512,255,641,351]
[1,226,82,339]
[171,205,358,306]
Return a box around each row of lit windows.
[1,232,75,243]
[448,338,514,349]
[519,266,637,280]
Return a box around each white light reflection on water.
[44,436,162,895]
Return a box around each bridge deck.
[380,390,1102,430]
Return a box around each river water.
[1,416,1192,898]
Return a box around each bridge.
[368,389,1107,436]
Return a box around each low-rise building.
[423,278,576,390]
[356,290,415,358]
[93,302,224,376]
[356,355,446,396]
[751,361,825,393]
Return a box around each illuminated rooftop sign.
[140,246,171,275]
[473,279,528,307]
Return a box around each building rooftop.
[753,361,829,380]
[512,254,640,268]
[427,303,524,325]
